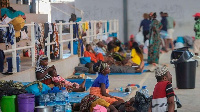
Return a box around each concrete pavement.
[88,50,200,112]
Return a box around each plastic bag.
[134,91,152,112]
[135,32,144,45]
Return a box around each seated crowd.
[34,36,148,112]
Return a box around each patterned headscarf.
[93,61,109,73]
[36,55,48,67]
[80,94,99,112]
[155,65,169,77]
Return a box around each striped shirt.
[152,81,176,112]
[35,65,51,81]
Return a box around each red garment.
[152,81,175,112]
[84,51,104,63]
[129,40,135,49]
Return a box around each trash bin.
[171,47,197,89]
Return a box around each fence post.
[94,21,97,39]
[31,22,35,67]
[105,20,107,37]
[114,19,117,33]
[100,21,103,41]
[59,21,63,59]
[86,21,90,44]
[12,37,17,73]
[117,20,119,38]
[70,22,74,55]
[47,33,51,62]
[90,21,94,41]
[109,20,112,34]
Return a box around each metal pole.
[105,21,107,37]
[12,37,17,73]
[123,0,128,42]
[59,21,63,59]
[70,22,74,55]
[31,22,35,66]
[86,21,90,44]
[94,21,97,39]
[47,33,51,62]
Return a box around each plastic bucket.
[0,95,16,112]
[17,93,35,112]
[80,57,91,64]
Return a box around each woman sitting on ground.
[84,44,104,63]
[126,42,144,68]
[35,55,55,85]
[48,68,86,92]
[90,61,124,107]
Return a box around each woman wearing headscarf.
[90,61,124,107]
[148,13,163,64]
[35,55,55,85]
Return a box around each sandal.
[2,72,13,75]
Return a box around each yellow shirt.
[131,49,141,65]
[114,46,120,52]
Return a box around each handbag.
[175,95,182,108]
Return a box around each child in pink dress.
[49,68,86,92]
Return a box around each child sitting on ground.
[49,68,86,92]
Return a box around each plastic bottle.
[96,72,98,78]
[61,87,69,102]
[17,53,21,72]
[65,101,72,112]
[139,86,149,98]
[127,84,140,88]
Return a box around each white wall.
[51,2,75,23]
[75,0,124,42]
[75,0,199,42]
[0,55,79,82]
[127,0,198,39]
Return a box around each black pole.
[123,0,128,43]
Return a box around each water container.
[61,87,69,102]
[139,86,149,98]
[0,95,16,112]
[6,57,20,72]
[17,93,35,112]
[65,101,72,112]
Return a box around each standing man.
[166,13,176,50]
[193,13,200,58]
[149,65,177,112]
[160,12,168,51]
[139,13,151,43]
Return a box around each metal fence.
[1,19,119,73]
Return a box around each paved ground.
[1,48,199,111]
[88,51,200,112]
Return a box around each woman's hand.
[47,67,54,72]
